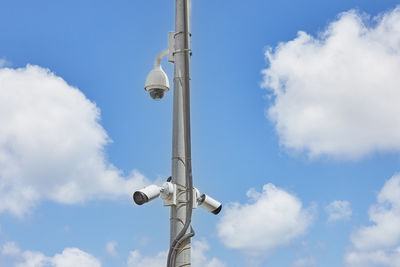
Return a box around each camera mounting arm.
[154,49,169,68]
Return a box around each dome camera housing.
[144,66,170,99]
[144,50,170,100]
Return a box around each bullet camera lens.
[212,205,222,215]
[133,191,149,205]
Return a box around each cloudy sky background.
[1,0,400,266]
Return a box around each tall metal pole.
[170,0,192,266]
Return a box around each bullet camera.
[133,182,175,206]
[134,182,222,215]
[133,185,162,205]
[198,194,222,215]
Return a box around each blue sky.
[1,0,400,266]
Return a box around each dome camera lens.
[149,88,165,99]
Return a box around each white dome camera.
[198,194,222,215]
[133,185,162,205]
[144,49,170,100]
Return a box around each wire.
[171,227,195,267]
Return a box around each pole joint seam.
[173,77,192,81]
[172,156,191,160]
[174,31,192,37]
[173,49,192,56]
[172,156,186,165]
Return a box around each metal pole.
[170,0,192,266]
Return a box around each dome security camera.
[133,185,162,205]
[198,194,222,215]
[144,66,170,99]
[144,49,170,100]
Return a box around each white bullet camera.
[133,185,162,205]
[133,182,175,206]
[134,182,222,215]
[198,194,222,215]
[144,49,170,100]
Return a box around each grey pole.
[137,0,219,265]
[170,0,192,266]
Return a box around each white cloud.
[127,250,166,267]
[127,240,226,267]
[217,184,314,256]
[345,174,400,266]
[51,248,101,267]
[0,59,10,68]
[325,200,352,222]
[262,6,400,159]
[0,65,149,217]
[1,243,100,267]
[105,241,118,257]
[2,242,21,256]
[191,240,227,267]
[15,251,47,267]
[3,242,224,267]
[293,257,316,267]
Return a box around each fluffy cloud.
[262,6,400,159]
[345,174,400,266]
[2,240,223,267]
[325,200,352,222]
[293,257,316,267]
[0,59,10,68]
[0,65,148,217]
[51,248,101,267]
[127,240,226,267]
[1,243,100,267]
[127,250,166,267]
[191,240,227,267]
[1,242,21,256]
[105,241,118,257]
[217,184,314,256]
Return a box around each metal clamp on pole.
[168,32,176,63]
